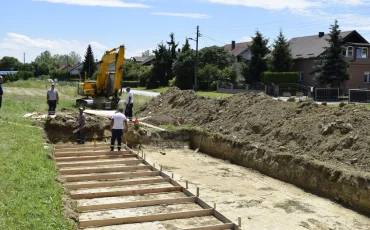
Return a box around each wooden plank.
[54,150,132,157]
[79,209,214,228]
[54,154,137,163]
[71,186,183,199]
[56,159,143,168]
[54,146,109,153]
[66,178,170,190]
[64,171,160,182]
[78,196,197,212]
[59,165,151,175]
[54,143,110,149]
[183,223,235,230]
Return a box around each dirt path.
[141,145,370,230]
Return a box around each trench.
[43,120,370,217]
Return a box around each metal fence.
[315,88,339,101]
[277,83,310,97]
[348,89,370,103]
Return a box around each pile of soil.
[138,88,370,173]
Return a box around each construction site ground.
[141,145,370,230]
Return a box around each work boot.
[110,147,114,151]
[118,148,121,151]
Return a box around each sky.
[1,0,370,63]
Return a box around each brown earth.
[138,87,370,173]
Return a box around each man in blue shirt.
[0,76,3,118]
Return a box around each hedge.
[122,81,138,88]
[261,72,299,84]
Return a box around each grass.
[0,81,77,230]
[134,87,233,98]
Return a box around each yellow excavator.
[77,45,125,109]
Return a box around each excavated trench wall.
[156,129,370,216]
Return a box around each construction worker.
[46,83,59,115]
[110,108,128,151]
[0,76,3,118]
[76,108,86,144]
[124,87,134,121]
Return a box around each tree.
[69,51,82,65]
[198,46,235,69]
[148,42,172,88]
[314,20,350,86]
[20,63,35,72]
[182,38,191,52]
[245,30,269,83]
[81,45,97,79]
[173,50,196,90]
[167,33,179,60]
[16,70,34,80]
[269,30,293,72]
[36,63,50,76]
[35,51,52,65]
[141,50,153,57]
[0,56,21,70]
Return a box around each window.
[343,46,353,57]
[299,72,304,82]
[356,47,368,58]
[365,72,370,83]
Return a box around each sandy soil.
[138,145,370,230]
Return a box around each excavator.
[76,45,125,110]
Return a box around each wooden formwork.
[54,142,242,229]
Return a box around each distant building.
[132,56,156,66]
[223,41,253,60]
[0,71,18,77]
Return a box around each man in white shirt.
[124,87,134,121]
[110,108,128,151]
[46,83,59,115]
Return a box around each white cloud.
[241,36,252,42]
[0,33,108,62]
[204,0,320,11]
[151,12,210,19]
[32,0,150,8]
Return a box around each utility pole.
[23,52,25,64]
[194,25,199,91]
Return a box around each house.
[69,63,83,75]
[132,56,155,66]
[56,64,73,72]
[223,41,253,60]
[0,71,18,76]
[289,30,370,91]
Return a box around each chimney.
[231,41,236,50]
[319,32,325,38]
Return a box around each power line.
[202,35,228,45]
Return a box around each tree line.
[124,20,349,90]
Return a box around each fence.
[217,81,265,94]
[315,88,339,101]
[276,83,310,97]
[348,89,370,103]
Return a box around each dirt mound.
[139,88,370,172]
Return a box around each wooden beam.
[79,209,214,228]
[59,165,151,175]
[54,150,132,158]
[56,159,143,168]
[71,186,183,199]
[54,154,136,163]
[64,171,160,182]
[54,146,110,153]
[78,196,197,212]
[183,223,235,230]
[54,143,110,149]
[66,178,170,190]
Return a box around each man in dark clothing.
[110,108,128,151]
[46,83,59,115]
[76,108,86,144]
[0,76,3,118]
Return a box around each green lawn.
[0,82,76,230]
[134,87,233,98]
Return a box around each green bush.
[4,74,19,82]
[261,72,298,84]
[169,77,177,87]
[16,71,34,80]
[28,77,37,81]
[50,70,69,81]
[69,74,81,80]
[40,75,50,80]
[122,81,138,88]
